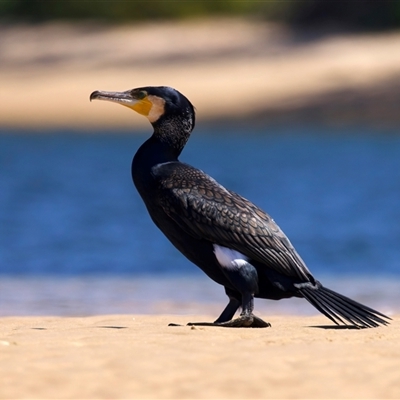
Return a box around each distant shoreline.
[1,275,397,317]
[1,19,400,130]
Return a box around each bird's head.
[90,86,195,133]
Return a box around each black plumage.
[90,86,390,329]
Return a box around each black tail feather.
[316,287,378,327]
[300,286,346,326]
[296,282,391,328]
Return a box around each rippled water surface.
[1,127,399,315]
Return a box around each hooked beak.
[90,89,153,116]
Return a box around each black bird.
[90,86,390,329]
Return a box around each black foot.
[185,314,271,328]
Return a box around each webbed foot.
[169,314,270,328]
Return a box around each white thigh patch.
[213,244,248,270]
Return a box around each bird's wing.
[154,162,313,281]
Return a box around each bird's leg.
[183,293,270,328]
[213,294,241,323]
[213,261,271,328]
[209,292,270,328]
[186,262,271,328]
[179,294,240,327]
[169,262,270,328]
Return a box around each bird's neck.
[131,115,193,196]
[131,132,183,198]
[134,134,180,167]
[151,114,192,156]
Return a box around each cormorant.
[90,86,390,329]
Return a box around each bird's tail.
[295,281,391,328]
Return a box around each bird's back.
[139,160,314,285]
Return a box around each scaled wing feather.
[155,163,312,281]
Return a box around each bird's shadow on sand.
[96,326,128,330]
[307,325,361,330]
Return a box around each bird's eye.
[135,90,147,100]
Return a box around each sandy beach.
[0,314,399,399]
[1,19,400,129]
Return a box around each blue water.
[1,126,399,316]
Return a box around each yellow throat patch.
[127,97,153,116]
[124,94,166,123]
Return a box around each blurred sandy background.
[1,18,400,130]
